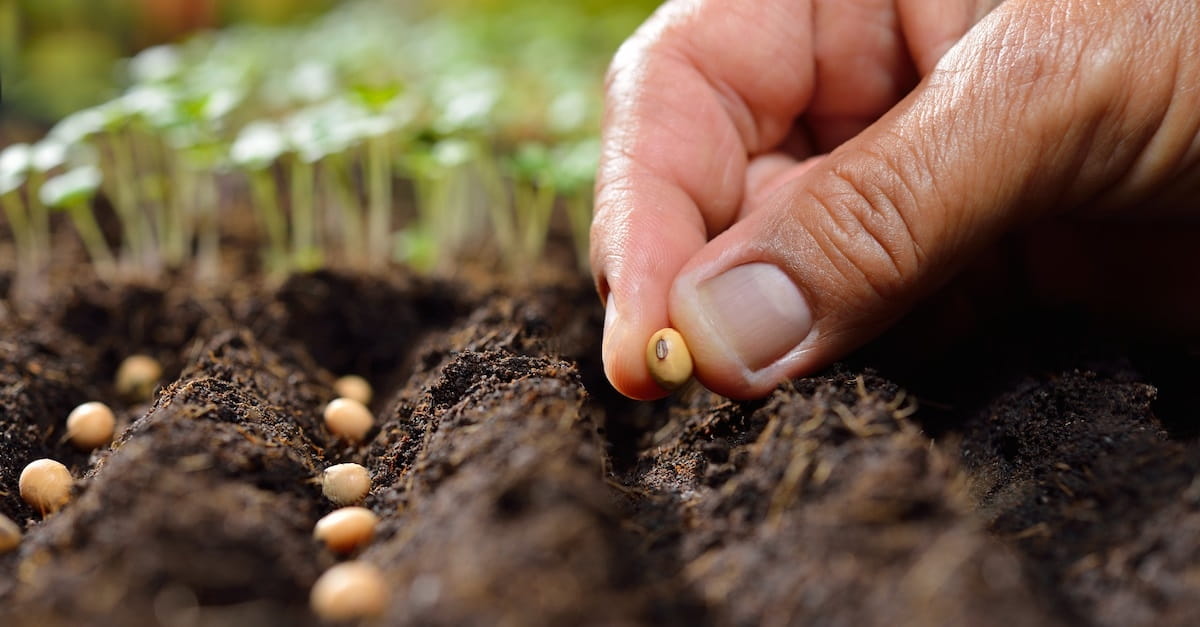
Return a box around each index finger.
[591,0,815,399]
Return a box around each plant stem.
[248,169,288,277]
[106,131,149,273]
[1,192,35,297]
[565,192,591,272]
[66,202,117,281]
[475,151,518,266]
[324,154,365,268]
[26,171,51,273]
[194,170,220,283]
[290,157,319,270]
[162,149,193,268]
[515,178,555,269]
[366,136,392,267]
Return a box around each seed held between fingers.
[322,463,371,506]
[310,561,389,620]
[646,328,693,391]
[314,506,379,554]
[66,401,116,450]
[19,459,72,516]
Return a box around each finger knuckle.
[799,159,927,301]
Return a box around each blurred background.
[0,0,659,132]
[0,0,663,286]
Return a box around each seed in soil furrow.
[65,402,116,450]
[0,328,96,524]
[333,375,372,405]
[19,459,72,516]
[360,350,660,625]
[322,463,371,506]
[310,561,389,620]
[114,354,162,403]
[1,331,333,626]
[322,397,373,442]
[314,506,379,554]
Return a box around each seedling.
[66,402,116,451]
[322,463,371,506]
[230,121,289,275]
[333,375,373,406]
[323,398,374,443]
[0,514,20,553]
[0,143,37,297]
[313,506,379,554]
[19,459,73,516]
[646,328,694,391]
[310,561,389,620]
[115,355,163,403]
[39,165,117,280]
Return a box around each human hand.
[591,0,1200,400]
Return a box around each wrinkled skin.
[592,0,1200,400]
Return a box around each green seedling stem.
[290,157,321,270]
[25,171,52,273]
[366,135,392,266]
[475,152,519,264]
[1,190,34,280]
[322,154,366,267]
[513,177,556,269]
[162,150,193,268]
[60,198,117,281]
[104,131,151,272]
[565,192,592,272]
[193,169,221,282]
[247,168,289,277]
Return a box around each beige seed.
[0,514,21,553]
[314,506,380,554]
[334,375,373,406]
[115,354,163,402]
[646,328,694,391]
[323,397,374,443]
[322,463,371,506]
[310,561,389,620]
[66,401,116,450]
[19,459,72,516]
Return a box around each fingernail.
[697,263,813,371]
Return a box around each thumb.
[669,0,1199,399]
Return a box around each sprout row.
[0,0,636,297]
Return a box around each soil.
[1,267,1199,626]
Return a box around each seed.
[19,459,72,515]
[322,463,371,506]
[314,506,380,554]
[645,328,694,390]
[310,561,389,620]
[334,375,373,406]
[66,401,116,450]
[323,397,374,443]
[0,514,21,553]
[115,354,163,402]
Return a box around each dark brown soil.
[2,269,1199,626]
